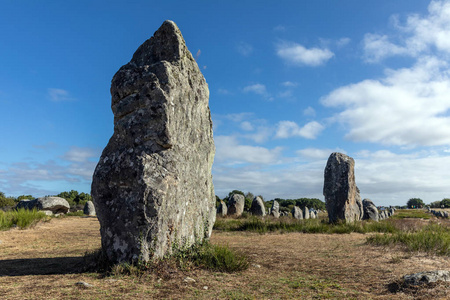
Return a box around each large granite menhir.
[323,152,362,223]
[91,20,216,263]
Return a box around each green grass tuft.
[214,216,397,235]
[0,208,47,230]
[367,223,450,256]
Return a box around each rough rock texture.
[227,193,245,216]
[91,20,216,263]
[83,201,96,216]
[250,196,266,216]
[323,152,362,223]
[404,270,450,285]
[292,206,303,219]
[217,201,227,217]
[16,197,70,214]
[310,211,316,219]
[362,199,379,221]
[270,200,280,218]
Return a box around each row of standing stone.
[217,194,320,219]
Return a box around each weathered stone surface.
[227,193,245,216]
[250,196,266,216]
[291,206,303,219]
[217,201,227,217]
[269,200,280,218]
[310,211,316,219]
[303,206,310,220]
[16,196,70,214]
[83,201,96,216]
[362,199,379,221]
[404,270,450,285]
[16,199,37,210]
[91,20,216,263]
[323,152,362,223]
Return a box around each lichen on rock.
[91,20,215,263]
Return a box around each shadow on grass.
[0,256,86,276]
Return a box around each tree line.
[0,190,92,208]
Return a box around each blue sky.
[1,0,449,206]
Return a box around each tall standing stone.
[91,20,216,263]
[227,193,245,216]
[250,196,266,216]
[323,152,362,223]
[270,200,280,218]
[303,206,310,220]
[217,200,227,217]
[292,206,303,219]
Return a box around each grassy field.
[0,210,449,299]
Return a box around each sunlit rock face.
[92,20,215,263]
[323,152,362,223]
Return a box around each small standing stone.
[291,206,303,219]
[303,206,310,220]
[249,196,265,216]
[217,200,227,217]
[83,201,96,216]
[227,193,245,216]
[269,200,280,218]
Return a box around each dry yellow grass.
[0,216,449,299]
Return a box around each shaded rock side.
[323,152,362,223]
[269,200,280,218]
[227,193,245,216]
[83,201,96,216]
[91,20,216,263]
[217,201,227,217]
[362,199,379,221]
[250,196,265,216]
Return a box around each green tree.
[441,198,450,208]
[17,195,34,201]
[0,191,16,207]
[407,198,424,209]
[429,201,442,208]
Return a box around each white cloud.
[240,121,254,131]
[62,146,98,163]
[303,106,316,117]
[363,34,409,62]
[364,1,450,62]
[336,37,351,47]
[243,83,267,95]
[281,81,298,87]
[322,56,450,146]
[296,148,345,160]
[236,42,253,56]
[0,146,99,196]
[243,83,273,100]
[273,25,286,32]
[275,121,324,139]
[214,135,282,165]
[276,41,334,67]
[355,150,450,204]
[48,88,73,102]
[218,88,232,95]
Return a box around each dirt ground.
[0,217,449,299]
